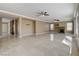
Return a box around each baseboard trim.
[18,32,49,38]
[35,32,49,35]
[18,33,34,38]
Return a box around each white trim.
[35,32,49,35]
[18,32,49,38]
[18,33,34,38]
[0,34,10,38]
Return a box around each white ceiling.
[0,3,77,23]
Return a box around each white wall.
[73,4,79,48]
[74,10,79,37]
[78,17,79,34]
[73,16,79,48]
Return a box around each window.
[67,22,72,31]
[50,24,54,30]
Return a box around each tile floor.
[0,33,78,56]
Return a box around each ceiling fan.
[53,19,60,22]
[36,11,49,16]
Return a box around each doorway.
[2,23,8,36]
[10,19,18,36]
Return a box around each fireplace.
[59,27,64,33]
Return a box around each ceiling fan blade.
[54,19,59,21]
[44,14,49,16]
[36,11,49,16]
[41,12,44,15]
[37,12,41,14]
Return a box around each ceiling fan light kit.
[36,11,49,16]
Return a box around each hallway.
[0,33,78,56]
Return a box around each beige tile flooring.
[0,33,78,56]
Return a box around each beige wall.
[18,18,49,37]
[0,18,2,36]
[19,18,34,37]
[35,21,49,35]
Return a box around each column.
[17,17,22,38]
